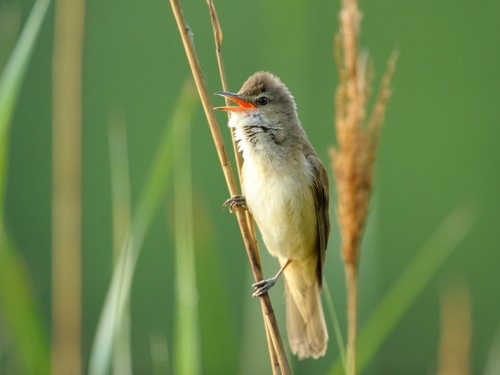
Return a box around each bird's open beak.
[214,91,256,112]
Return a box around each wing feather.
[307,154,330,287]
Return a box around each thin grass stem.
[88,80,198,375]
[172,80,201,375]
[108,116,133,375]
[205,0,243,180]
[323,279,346,371]
[329,205,476,375]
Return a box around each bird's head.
[214,71,298,127]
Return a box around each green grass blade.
[108,115,133,375]
[132,79,196,247]
[0,221,50,374]
[0,0,52,373]
[328,204,476,375]
[172,83,200,375]
[0,0,52,207]
[484,322,500,375]
[88,80,198,375]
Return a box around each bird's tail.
[284,261,328,359]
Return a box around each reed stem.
[51,0,85,373]
[169,1,290,373]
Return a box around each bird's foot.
[223,195,247,213]
[252,276,278,297]
[251,260,291,297]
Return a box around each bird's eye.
[257,96,268,105]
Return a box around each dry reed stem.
[436,287,471,375]
[205,0,243,178]
[204,0,259,248]
[204,1,278,371]
[170,1,290,373]
[331,0,397,374]
[51,0,85,374]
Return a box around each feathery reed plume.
[170,1,290,373]
[331,0,397,374]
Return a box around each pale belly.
[242,161,317,261]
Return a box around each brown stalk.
[331,0,397,374]
[170,1,290,373]
[51,0,85,374]
[436,287,471,375]
[204,1,278,371]
[204,0,259,247]
[205,0,243,177]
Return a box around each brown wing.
[307,154,330,287]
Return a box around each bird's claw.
[252,277,277,297]
[223,195,247,213]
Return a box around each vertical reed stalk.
[331,1,397,374]
[51,0,85,373]
[204,1,277,371]
[169,1,290,373]
[344,262,358,375]
[436,287,471,375]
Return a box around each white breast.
[242,150,317,261]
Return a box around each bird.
[214,71,330,359]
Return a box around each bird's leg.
[252,259,292,297]
[223,194,247,213]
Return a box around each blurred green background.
[1,0,500,374]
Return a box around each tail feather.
[285,279,328,359]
